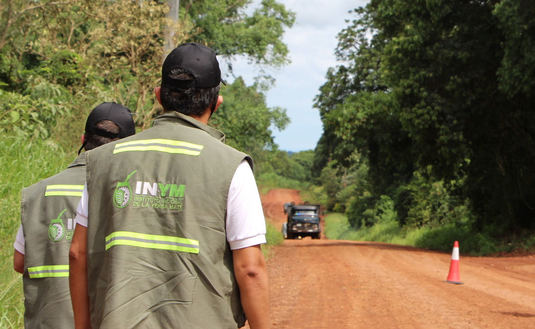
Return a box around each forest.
[1,0,535,325]
[312,0,535,253]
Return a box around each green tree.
[0,0,195,138]
[210,77,289,159]
[288,150,314,181]
[183,0,295,67]
[371,0,535,232]
[315,0,535,234]
[1,0,294,148]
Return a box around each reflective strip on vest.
[28,265,69,278]
[45,184,84,197]
[113,139,204,156]
[105,231,200,254]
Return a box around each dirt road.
[259,189,535,329]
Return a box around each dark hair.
[84,120,121,151]
[160,68,220,116]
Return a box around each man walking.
[13,102,135,329]
[69,42,269,329]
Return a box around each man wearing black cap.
[70,43,269,329]
[13,102,135,329]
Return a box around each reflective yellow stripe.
[105,231,199,254]
[45,184,84,197]
[113,139,203,155]
[28,265,69,278]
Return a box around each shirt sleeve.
[226,160,267,250]
[13,224,25,255]
[74,184,89,227]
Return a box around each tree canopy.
[0,0,294,160]
[184,0,295,67]
[314,0,535,234]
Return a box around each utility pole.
[165,0,179,55]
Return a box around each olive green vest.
[20,153,86,329]
[86,112,250,329]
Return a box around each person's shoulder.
[202,134,245,155]
[86,131,145,158]
[211,139,250,160]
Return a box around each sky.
[226,0,369,152]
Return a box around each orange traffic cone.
[446,240,463,284]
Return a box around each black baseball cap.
[162,42,222,90]
[78,102,135,153]
[84,102,136,139]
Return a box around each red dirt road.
[258,189,535,329]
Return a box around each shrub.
[0,88,71,139]
[394,169,472,229]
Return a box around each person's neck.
[162,109,211,124]
[189,109,211,124]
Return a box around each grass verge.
[262,220,284,259]
[324,212,535,255]
[0,135,73,328]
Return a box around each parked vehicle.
[282,202,321,239]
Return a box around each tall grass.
[262,220,284,259]
[325,212,449,250]
[323,212,535,255]
[0,134,73,328]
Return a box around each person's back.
[84,111,248,328]
[18,155,85,328]
[70,43,270,329]
[14,102,135,328]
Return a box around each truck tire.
[312,233,321,239]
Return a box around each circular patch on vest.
[48,209,67,242]
[114,186,131,208]
[48,221,65,242]
[113,170,137,208]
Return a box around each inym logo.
[113,170,137,208]
[113,170,186,211]
[48,209,75,242]
[134,181,185,198]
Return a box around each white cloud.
[228,0,369,151]
[284,0,359,27]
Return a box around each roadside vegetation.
[262,220,284,258]
[324,212,535,256]
[312,1,535,255]
[256,150,326,205]
[0,0,296,326]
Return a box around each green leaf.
[9,111,20,123]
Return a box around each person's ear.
[213,95,223,113]
[154,87,162,105]
[78,134,87,155]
